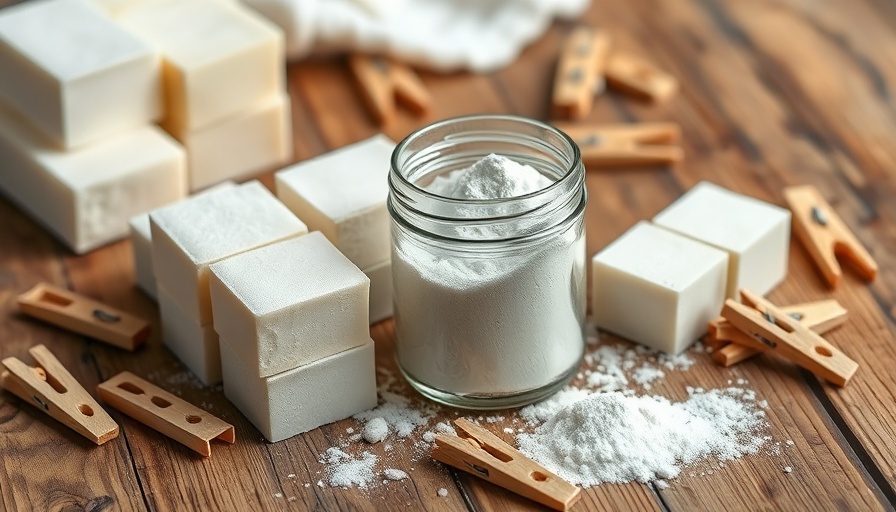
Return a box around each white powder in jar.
[393,154,585,396]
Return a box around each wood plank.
[1,0,895,509]
[0,201,147,512]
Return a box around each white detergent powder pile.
[516,388,769,487]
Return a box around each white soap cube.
[158,285,221,385]
[0,106,186,254]
[209,232,370,378]
[275,135,395,270]
[592,221,729,354]
[182,94,292,191]
[120,0,283,136]
[0,0,161,149]
[129,181,236,300]
[149,181,307,325]
[221,337,377,442]
[653,181,791,298]
[365,260,393,324]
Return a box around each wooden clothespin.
[710,300,847,367]
[97,372,234,457]
[551,27,611,119]
[721,290,858,387]
[348,54,431,125]
[1,344,119,445]
[17,283,150,351]
[784,185,878,289]
[553,122,682,168]
[432,418,581,511]
[605,53,678,102]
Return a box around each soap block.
[129,181,236,300]
[221,337,377,442]
[158,285,221,385]
[275,135,395,270]
[591,221,729,354]
[149,181,307,325]
[365,260,393,324]
[0,0,161,149]
[209,232,370,378]
[120,0,283,137]
[0,106,186,254]
[182,94,292,191]
[653,181,791,298]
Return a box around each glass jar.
[388,114,587,409]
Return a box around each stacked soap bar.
[591,181,791,354]
[149,181,307,384]
[129,181,236,301]
[653,181,791,298]
[121,0,291,191]
[0,0,186,253]
[276,135,397,324]
[592,222,729,354]
[210,232,376,442]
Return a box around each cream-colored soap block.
[221,337,377,442]
[209,232,370,378]
[92,0,236,17]
[0,106,186,254]
[158,285,221,385]
[129,181,236,300]
[0,0,161,149]
[120,0,283,137]
[365,260,393,324]
[275,135,395,270]
[653,181,791,299]
[183,94,292,192]
[149,181,307,325]
[592,221,729,354]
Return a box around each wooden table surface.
[3,1,896,511]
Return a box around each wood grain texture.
[0,0,895,511]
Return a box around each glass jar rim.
[390,114,581,204]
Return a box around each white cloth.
[242,0,590,72]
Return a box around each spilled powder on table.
[315,338,793,491]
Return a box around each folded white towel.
[242,0,590,72]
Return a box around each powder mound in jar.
[516,389,768,487]
[427,153,553,199]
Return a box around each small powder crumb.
[346,427,354,434]
[362,417,390,444]
[287,473,295,479]
[434,422,456,435]
[384,469,408,481]
[422,431,436,443]
[273,493,283,498]
[785,440,794,446]
[655,480,669,490]
[321,448,377,488]
[503,428,514,434]
[437,488,449,497]
[317,480,324,488]
[784,466,793,473]
[632,366,665,389]
[304,483,310,488]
